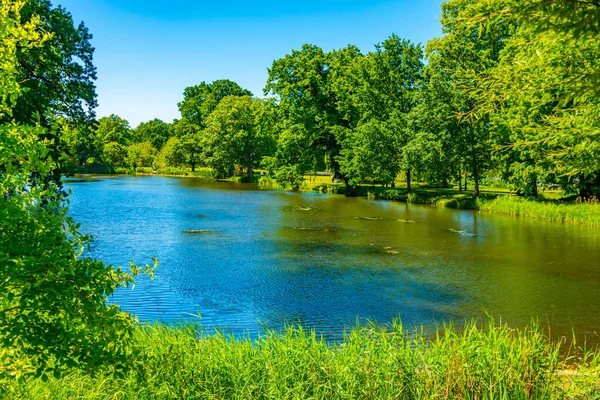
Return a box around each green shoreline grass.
[5,320,599,399]
[363,187,600,227]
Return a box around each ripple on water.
[66,175,600,345]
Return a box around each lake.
[66,175,600,344]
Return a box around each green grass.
[478,196,600,227]
[129,166,213,177]
[342,185,600,227]
[4,320,599,399]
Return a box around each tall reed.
[6,319,599,399]
[479,196,600,226]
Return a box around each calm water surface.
[66,176,600,343]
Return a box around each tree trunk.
[247,162,253,180]
[530,175,538,197]
[344,177,356,197]
[191,162,195,172]
[406,169,412,193]
[458,170,462,192]
[473,163,480,197]
[464,170,468,191]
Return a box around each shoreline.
[70,172,600,227]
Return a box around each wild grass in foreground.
[4,320,599,399]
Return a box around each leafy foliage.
[465,0,600,197]
[131,119,172,150]
[178,80,252,129]
[9,0,97,126]
[203,96,275,179]
[265,44,359,188]
[0,0,154,382]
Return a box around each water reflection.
[65,176,600,344]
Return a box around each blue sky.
[57,0,444,127]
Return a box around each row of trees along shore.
[61,0,600,199]
[1,0,600,381]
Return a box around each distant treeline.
[17,0,600,199]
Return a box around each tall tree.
[265,44,361,191]
[131,118,171,150]
[425,0,511,196]
[466,0,600,198]
[203,96,276,179]
[127,141,157,170]
[95,114,131,146]
[0,0,153,380]
[94,114,131,169]
[6,0,98,187]
[406,69,462,188]
[11,0,97,125]
[336,35,423,190]
[171,118,203,172]
[178,79,252,129]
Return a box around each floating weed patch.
[447,228,476,237]
[382,246,399,254]
[293,206,312,211]
[182,229,214,234]
[355,216,383,220]
[294,226,338,232]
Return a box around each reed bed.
[5,320,599,399]
[479,196,600,227]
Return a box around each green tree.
[9,0,97,126]
[263,123,318,190]
[204,96,276,179]
[425,0,511,196]
[0,0,154,382]
[96,114,131,146]
[406,72,461,188]
[171,118,203,172]
[131,119,171,150]
[95,114,131,168]
[102,141,127,169]
[0,0,98,189]
[58,120,100,172]
[156,136,184,169]
[466,0,600,198]
[178,80,252,129]
[127,141,157,170]
[265,44,361,191]
[336,35,423,190]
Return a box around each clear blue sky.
[57,0,444,127]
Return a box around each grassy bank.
[353,186,600,227]
[134,166,213,178]
[478,196,600,226]
[4,320,599,399]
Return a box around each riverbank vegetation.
[2,0,600,396]
[4,320,600,399]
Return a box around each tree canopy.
[0,0,154,381]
